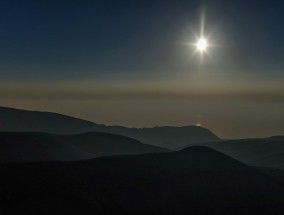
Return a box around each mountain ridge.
[192,137,284,169]
[0,131,170,163]
[0,106,220,148]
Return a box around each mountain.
[0,132,169,163]
[193,137,284,169]
[60,132,170,157]
[0,146,283,214]
[102,125,220,149]
[0,106,99,134]
[0,132,92,162]
[0,106,220,148]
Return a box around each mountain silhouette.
[193,137,284,169]
[0,132,92,162]
[1,146,284,214]
[60,132,170,157]
[0,132,169,163]
[0,106,220,148]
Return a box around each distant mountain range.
[194,137,284,169]
[1,146,284,214]
[0,132,169,163]
[0,106,220,149]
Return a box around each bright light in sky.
[196,38,208,52]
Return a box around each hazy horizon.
[1,103,283,140]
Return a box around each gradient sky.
[0,0,284,139]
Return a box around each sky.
[0,0,284,139]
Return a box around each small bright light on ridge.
[196,38,208,52]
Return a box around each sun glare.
[196,38,208,52]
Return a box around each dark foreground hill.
[0,132,169,163]
[1,146,284,215]
[0,106,220,148]
[194,137,284,169]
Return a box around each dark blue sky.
[1,0,284,82]
[0,0,284,138]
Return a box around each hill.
[0,132,169,162]
[103,125,220,149]
[0,106,99,134]
[0,106,220,148]
[194,137,284,169]
[0,146,284,214]
[0,132,92,162]
[60,132,170,157]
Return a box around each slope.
[0,132,92,162]
[0,132,170,162]
[194,136,284,169]
[60,132,170,157]
[0,106,220,148]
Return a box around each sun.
[196,37,208,52]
